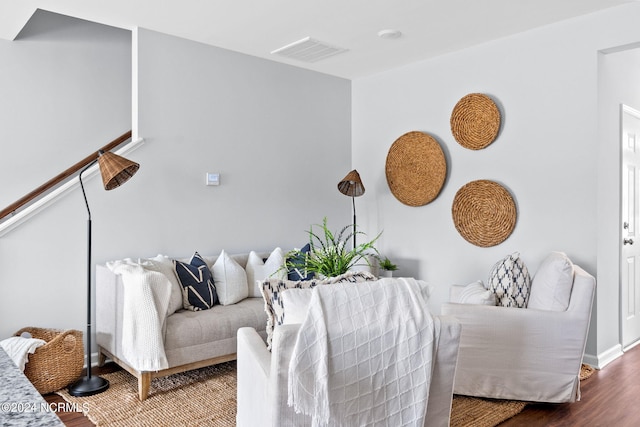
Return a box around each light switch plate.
[206,173,220,186]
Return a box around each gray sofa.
[96,251,270,400]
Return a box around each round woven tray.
[451,180,516,247]
[450,93,501,150]
[385,131,447,206]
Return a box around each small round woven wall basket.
[450,93,501,150]
[385,131,447,207]
[451,180,516,247]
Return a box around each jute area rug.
[57,362,595,427]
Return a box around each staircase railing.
[0,130,141,235]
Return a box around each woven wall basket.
[450,93,501,150]
[385,131,447,207]
[452,180,516,247]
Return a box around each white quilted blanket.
[288,278,434,427]
[107,259,170,371]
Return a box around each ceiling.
[0,0,633,79]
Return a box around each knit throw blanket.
[288,278,435,427]
[0,336,46,371]
[107,260,170,371]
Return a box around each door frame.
[620,103,640,351]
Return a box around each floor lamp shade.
[338,170,365,249]
[338,170,365,197]
[98,151,140,190]
[68,150,139,397]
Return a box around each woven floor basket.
[15,327,83,394]
[385,131,447,206]
[450,93,501,150]
[452,180,516,247]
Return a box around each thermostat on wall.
[206,173,220,186]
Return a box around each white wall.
[0,15,353,351]
[352,3,640,364]
[0,10,132,209]
[0,11,131,343]
[112,28,353,259]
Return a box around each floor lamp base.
[68,375,109,397]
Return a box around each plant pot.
[380,270,393,278]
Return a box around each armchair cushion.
[528,251,574,311]
[488,251,531,308]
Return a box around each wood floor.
[45,344,640,426]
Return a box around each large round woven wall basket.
[385,131,447,207]
[452,180,516,247]
[450,93,501,150]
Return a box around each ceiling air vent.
[271,37,348,63]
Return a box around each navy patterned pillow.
[287,243,314,281]
[174,252,219,311]
[488,252,531,308]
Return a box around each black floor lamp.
[68,150,139,397]
[337,170,365,250]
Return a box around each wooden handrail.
[0,130,132,221]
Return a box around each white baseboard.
[81,351,105,369]
[623,338,640,352]
[583,344,624,369]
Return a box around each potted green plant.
[285,217,381,279]
[378,257,398,278]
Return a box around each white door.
[621,104,640,350]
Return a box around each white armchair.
[237,316,461,427]
[440,262,595,403]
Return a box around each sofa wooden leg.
[138,373,151,401]
[97,349,107,367]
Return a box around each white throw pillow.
[212,250,249,305]
[488,252,531,308]
[458,280,496,305]
[281,288,314,325]
[140,254,184,315]
[246,248,286,298]
[528,252,574,311]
